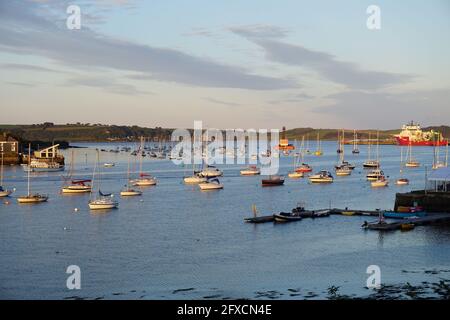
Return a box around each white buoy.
[74,208,79,212]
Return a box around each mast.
[0,151,3,186]
[368,132,371,161]
[90,150,99,201]
[139,136,144,176]
[376,131,380,163]
[341,129,345,164]
[27,143,31,196]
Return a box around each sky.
[0,0,449,130]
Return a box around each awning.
[428,167,450,182]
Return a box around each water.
[1,141,449,299]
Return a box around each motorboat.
[261,175,285,186]
[103,163,115,167]
[363,160,380,168]
[273,212,303,223]
[396,178,409,185]
[23,160,64,172]
[199,165,223,178]
[366,169,384,181]
[288,171,304,178]
[335,165,352,176]
[198,178,223,190]
[295,163,313,173]
[240,166,261,176]
[308,171,334,183]
[371,176,389,188]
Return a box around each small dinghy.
[273,212,303,222]
[261,175,285,186]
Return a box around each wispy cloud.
[4,81,37,88]
[0,2,296,90]
[231,25,413,90]
[2,63,63,73]
[64,77,152,95]
[315,89,450,128]
[203,97,241,107]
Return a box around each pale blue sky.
[0,0,449,129]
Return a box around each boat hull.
[309,178,333,183]
[396,136,448,146]
[17,195,48,203]
[240,170,260,176]
[183,176,207,184]
[383,211,426,219]
[273,213,302,222]
[198,183,223,190]
[89,202,118,210]
[133,179,157,186]
[120,190,142,196]
[61,186,92,194]
[0,190,12,197]
[261,180,285,186]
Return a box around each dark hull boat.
[274,212,303,222]
[261,176,285,186]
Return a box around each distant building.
[34,144,60,159]
[0,136,19,154]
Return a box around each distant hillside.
[284,126,450,141]
[1,123,448,143]
[0,123,172,142]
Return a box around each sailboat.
[335,131,352,176]
[88,150,118,210]
[432,139,448,169]
[363,132,380,168]
[405,140,420,167]
[288,139,304,178]
[132,136,157,186]
[352,129,360,154]
[17,144,48,203]
[61,149,92,194]
[314,131,323,156]
[198,177,224,190]
[184,134,208,183]
[335,129,353,176]
[396,146,409,185]
[0,152,13,197]
[336,130,343,154]
[120,156,142,196]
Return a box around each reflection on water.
[0,141,449,299]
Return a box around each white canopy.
[428,167,450,182]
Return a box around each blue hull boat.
[383,211,427,219]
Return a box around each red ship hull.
[395,137,448,146]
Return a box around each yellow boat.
[342,211,355,216]
[400,223,415,231]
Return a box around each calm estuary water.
[1,141,449,299]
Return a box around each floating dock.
[364,213,450,231]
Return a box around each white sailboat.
[405,140,420,168]
[363,132,380,168]
[396,146,410,185]
[432,139,448,169]
[240,165,261,176]
[288,139,304,178]
[88,150,118,210]
[0,152,13,197]
[17,144,48,204]
[120,156,142,196]
[335,129,352,176]
[352,129,360,154]
[314,131,323,156]
[61,149,92,194]
[198,178,223,190]
[132,136,157,186]
[184,133,208,183]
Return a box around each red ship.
[395,122,448,146]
